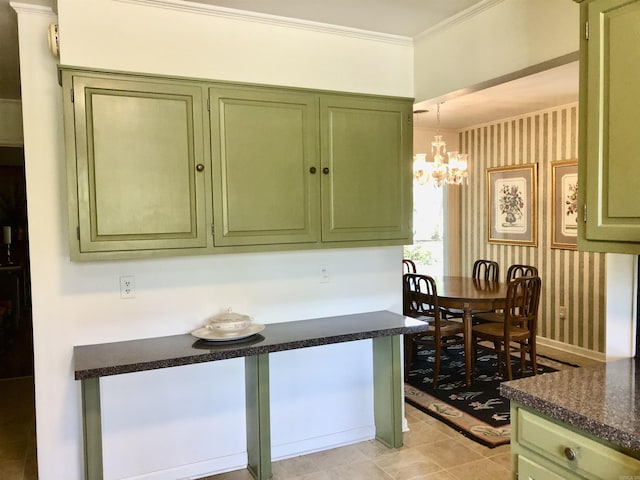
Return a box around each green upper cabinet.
[209,86,320,246]
[320,96,413,243]
[61,71,208,257]
[60,67,413,260]
[577,0,640,253]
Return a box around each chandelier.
[413,103,469,187]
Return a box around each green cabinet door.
[209,86,319,246]
[320,96,413,243]
[580,0,640,250]
[63,72,208,255]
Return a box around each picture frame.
[487,164,537,246]
[551,159,578,250]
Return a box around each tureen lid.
[209,308,251,324]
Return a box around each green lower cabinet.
[320,96,413,243]
[511,403,640,480]
[516,454,578,480]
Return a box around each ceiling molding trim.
[10,2,55,16]
[414,0,506,40]
[115,0,413,46]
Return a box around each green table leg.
[245,354,272,479]
[81,377,103,480]
[372,335,403,448]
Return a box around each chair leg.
[530,336,537,375]
[504,342,513,381]
[433,344,441,389]
[404,335,414,381]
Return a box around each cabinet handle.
[309,167,317,174]
[322,167,330,174]
[564,447,577,461]
[196,164,204,172]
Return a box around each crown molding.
[115,0,413,46]
[10,1,55,16]
[414,0,506,40]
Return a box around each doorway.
[0,146,32,378]
[0,146,36,479]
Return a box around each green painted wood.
[245,354,272,480]
[60,67,414,260]
[210,86,319,246]
[372,335,403,448]
[63,71,208,253]
[320,96,413,243]
[81,378,103,480]
[580,0,640,250]
[511,402,640,480]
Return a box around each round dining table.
[433,275,510,385]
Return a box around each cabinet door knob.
[322,167,330,174]
[564,447,577,461]
[196,164,204,172]
[309,167,317,174]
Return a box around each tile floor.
[202,402,512,480]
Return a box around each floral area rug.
[404,343,562,448]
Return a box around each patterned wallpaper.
[458,103,606,354]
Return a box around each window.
[404,182,444,277]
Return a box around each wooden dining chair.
[403,273,465,388]
[445,259,500,320]
[471,275,541,381]
[472,259,500,282]
[473,264,539,324]
[506,264,538,283]
[403,259,416,274]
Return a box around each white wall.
[15,1,413,479]
[606,254,638,360]
[414,0,580,103]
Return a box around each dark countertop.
[74,310,428,380]
[500,357,640,452]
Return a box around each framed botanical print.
[551,159,578,250]
[487,164,538,246]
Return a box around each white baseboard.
[536,336,606,365]
[120,453,248,480]
[121,426,377,480]
[271,425,375,461]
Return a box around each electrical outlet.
[120,275,136,299]
[320,265,329,283]
[559,305,566,319]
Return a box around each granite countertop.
[74,310,428,380]
[500,357,640,452]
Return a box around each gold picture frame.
[551,159,578,250]
[487,164,538,246]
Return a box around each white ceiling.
[0,0,578,129]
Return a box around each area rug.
[404,343,563,448]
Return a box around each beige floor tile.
[420,471,459,480]
[377,455,444,480]
[414,438,485,469]
[325,460,394,480]
[273,454,323,478]
[402,422,456,448]
[486,451,512,470]
[305,444,369,471]
[354,439,401,459]
[446,458,511,480]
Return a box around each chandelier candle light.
[413,103,469,187]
